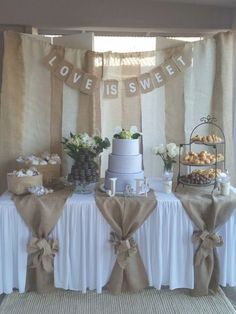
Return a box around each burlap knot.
[110,231,137,269]
[192,230,223,266]
[27,237,59,273]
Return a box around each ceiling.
[0,0,235,34]
[152,0,236,8]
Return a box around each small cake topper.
[113,126,142,139]
[106,178,117,197]
[124,184,135,197]
[136,177,149,197]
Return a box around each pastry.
[192,134,223,143]
[217,153,224,161]
[182,151,224,165]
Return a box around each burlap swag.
[176,188,236,296]
[13,188,72,292]
[95,188,157,294]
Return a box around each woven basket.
[16,163,61,187]
[7,174,43,195]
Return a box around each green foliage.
[62,132,110,161]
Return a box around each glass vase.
[162,161,174,194]
[69,151,99,192]
[163,161,174,178]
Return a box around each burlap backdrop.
[0,31,236,193]
[0,31,100,192]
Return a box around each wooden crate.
[16,163,61,187]
[7,174,43,195]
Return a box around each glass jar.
[219,170,231,196]
[162,169,174,194]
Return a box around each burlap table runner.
[12,187,73,292]
[95,188,157,295]
[175,188,236,296]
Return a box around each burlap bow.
[192,230,223,266]
[27,237,59,273]
[110,231,137,269]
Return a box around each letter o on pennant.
[54,60,73,81]
[60,66,70,76]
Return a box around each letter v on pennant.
[66,68,84,89]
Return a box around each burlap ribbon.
[95,187,157,294]
[175,188,236,296]
[27,237,59,273]
[110,232,137,269]
[13,187,72,292]
[192,230,223,266]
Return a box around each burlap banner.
[42,48,192,98]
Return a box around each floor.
[0,294,4,305]
[222,287,236,309]
[0,287,235,309]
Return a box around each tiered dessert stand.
[176,116,226,191]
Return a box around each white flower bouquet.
[62,132,110,161]
[152,143,178,172]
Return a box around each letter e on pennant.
[161,59,180,80]
[80,73,98,95]
[42,49,63,71]
[150,66,167,88]
[103,80,119,99]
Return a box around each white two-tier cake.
[104,138,144,192]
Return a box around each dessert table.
[0,179,236,294]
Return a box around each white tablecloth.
[0,179,236,294]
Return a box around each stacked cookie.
[70,153,99,183]
[180,173,212,185]
[192,168,222,179]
